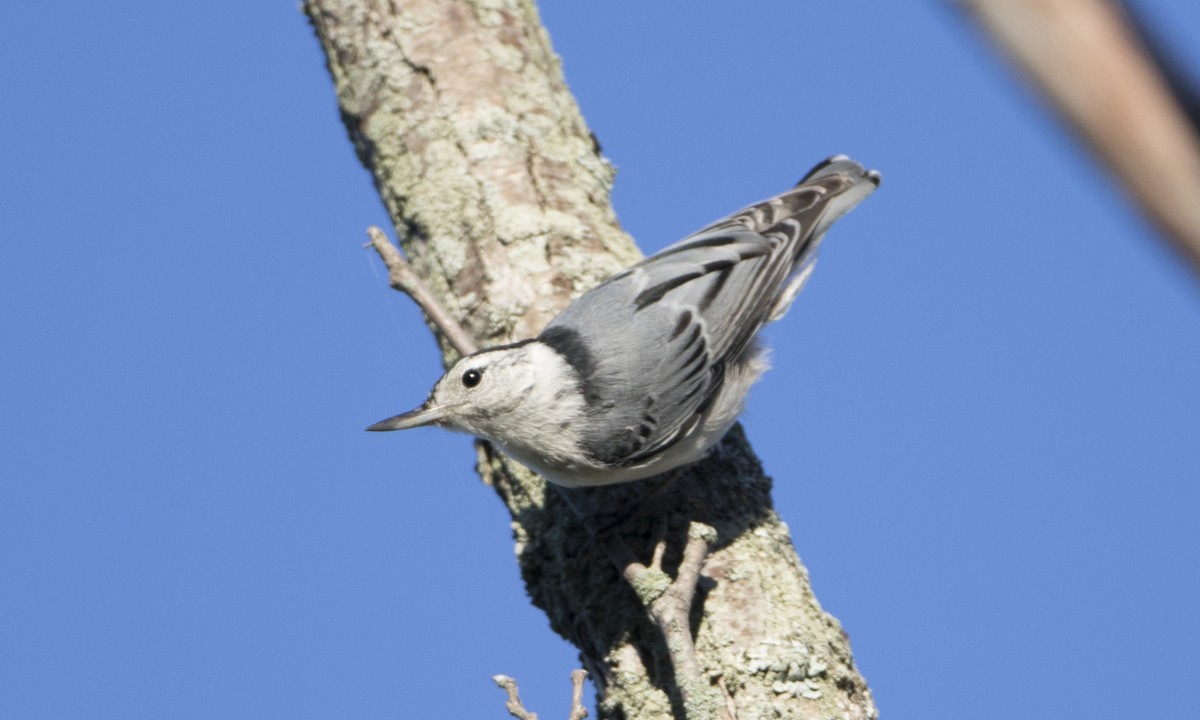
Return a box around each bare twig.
[569,669,589,720]
[493,675,538,720]
[716,675,739,720]
[493,672,588,720]
[365,226,479,356]
[617,522,721,720]
[649,518,668,570]
[959,0,1200,276]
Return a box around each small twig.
[365,226,479,356]
[493,672,588,720]
[616,522,720,719]
[649,518,668,571]
[493,675,538,720]
[715,675,738,720]
[662,523,716,628]
[569,669,589,720]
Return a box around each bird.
[368,155,880,488]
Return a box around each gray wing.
[541,156,880,467]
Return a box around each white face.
[366,345,533,435]
[425,349,534,436]
[367,340,590,478]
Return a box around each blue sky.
[2,2,1198,718]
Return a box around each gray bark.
[305,1,876,718]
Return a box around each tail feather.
[800,154,881,245]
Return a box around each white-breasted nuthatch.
[368,156,880,487]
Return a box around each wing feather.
[540,157,880,468]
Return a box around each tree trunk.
[305,1,876,718]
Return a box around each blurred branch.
[1124,1,1200,133]
[959,0,1200,276]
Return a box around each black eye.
[462,369,482,388]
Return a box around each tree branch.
[306,1,877,717]
[1123,1,1200,134]
[959,0,1200,276]
[618,522,722,720]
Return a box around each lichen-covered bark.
[305,1,876,718]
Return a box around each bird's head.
[366,340,567,443]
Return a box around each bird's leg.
[558,469,685,550]
[621,469,683,524]
[365,226,479,357]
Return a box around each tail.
[766,156,880,321]
[798,154,882,241]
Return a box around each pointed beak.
[366,402,448,432]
